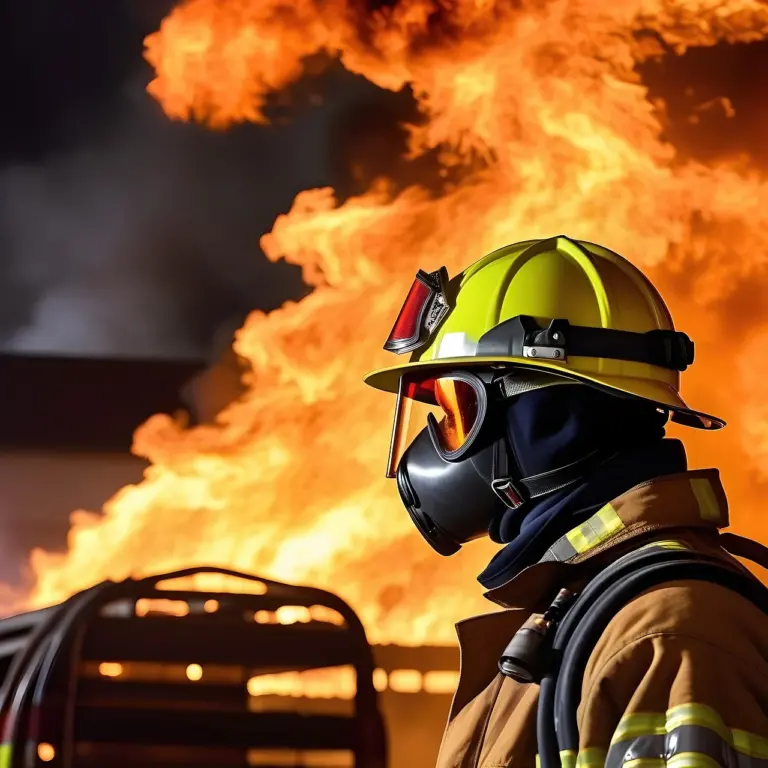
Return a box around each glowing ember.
[23,0,768,643]
[423,670,460,695]
[135,598,190,617]
[388,669,422,694]
[248,666,356,699]
[37,744,55,763]
[98,662,124,678]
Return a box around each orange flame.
[24,0,768,643]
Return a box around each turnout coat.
[436,470,768,768]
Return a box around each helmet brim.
[364,356,725,431]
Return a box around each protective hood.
[479,385,686,589]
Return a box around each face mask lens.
[386,373,486,476]
[386,376,439,478]
[433,377,482,453]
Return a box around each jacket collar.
[483,469,728,610]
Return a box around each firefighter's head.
[364,236,724,556]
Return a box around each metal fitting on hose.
[498,588,577,684]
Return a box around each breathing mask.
[387,369,594,555]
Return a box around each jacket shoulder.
[596,576,768,657]
[586,575,768,692]
[577,578,768,754]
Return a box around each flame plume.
[27,0,768,642]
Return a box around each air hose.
[535,548,768,768]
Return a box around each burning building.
[9,0,768,763]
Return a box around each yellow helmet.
[365,235,723,431]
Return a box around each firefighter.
[364,236,768,767]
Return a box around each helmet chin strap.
[490,436,616,514]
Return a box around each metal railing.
[0,567,388,768]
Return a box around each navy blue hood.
[478,385,687,590]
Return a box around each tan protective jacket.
[436,470,768,768]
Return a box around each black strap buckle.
[491,438,527,510]
[645,329,694,371]
[477,316,695,372]
[491,477,526,509]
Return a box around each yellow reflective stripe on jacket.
[0,745,10,768]
[536,748,607,768]
[565,504,624,554]
[576,748,608,767]
[541,709,768,768]
[690,478,724,524]
[733,729,768,759]
[623,755,723,768]
[611,705,733,746]
[607,704,768,768]
[611,713,667,742]
[668,753,726,768]
[621,760,667,768]
[624,756,724,768]
[665,704,732,744]
[636,540,690,553]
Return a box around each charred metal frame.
[0,567,387,768]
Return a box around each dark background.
[0,0,428,584]
[0,1,767,362]
[0,0,422,362]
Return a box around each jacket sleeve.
[577,579,768,768]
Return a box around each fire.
[247,666,357,699]
[24,0,768,642]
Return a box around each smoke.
[0,66,384,360]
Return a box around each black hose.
[20,584,115,767]
[554,560,768,752]
[536,548,723,768]
[552,549,706,652]
[537,673,560,768]
[0,597,78,765]
[0,602,70,716]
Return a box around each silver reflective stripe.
[606,725,768,768]
[539,537,578,563]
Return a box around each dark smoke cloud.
[0,72,380,360]
[2,0,767,363]
[0,0,394,361]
